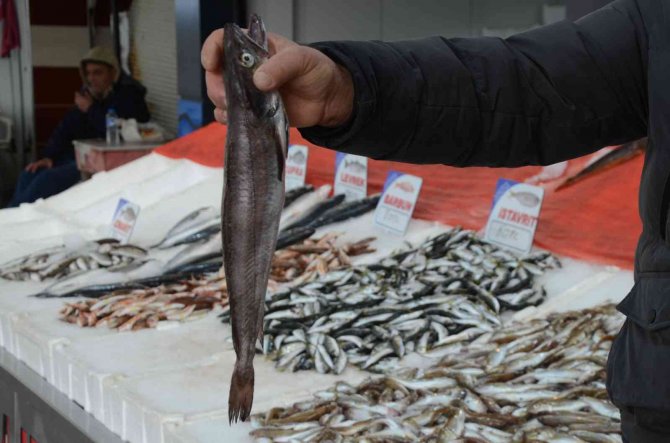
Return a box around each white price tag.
[285,144,309,191]
[109,198,140,244]
[374,171,422,236]
[484,179,544,254]
[334,153,367,201]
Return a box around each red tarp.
[155,123,642,269]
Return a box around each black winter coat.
[300,0,670,410]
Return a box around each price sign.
[109,198,140,244]
[484,179,544,254]
[334,153,367,201]
[285,144,308,191]
[374,171,422,236]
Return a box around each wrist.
[321,64,354,128]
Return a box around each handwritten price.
[492,224,520,242]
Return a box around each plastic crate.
[0,348,121,443]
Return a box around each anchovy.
[250,304,622,442]
[222,14,288,424]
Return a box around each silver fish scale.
[0,240,148,282]
[251,304,623,443]
[221,228,560,376]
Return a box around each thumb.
[254,46,309,91]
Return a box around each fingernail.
[254,71,273,90]
[215,108,227,124]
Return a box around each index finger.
[201,29,224,72]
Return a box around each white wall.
[246,0,566,42]
[129,0,178,138]
[31,26,112,68]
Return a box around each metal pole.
[110,0,121,65]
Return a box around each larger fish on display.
[222,15,288,424]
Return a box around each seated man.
[7,46,150,207]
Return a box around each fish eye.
[239,52,255,68]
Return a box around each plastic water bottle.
[106,108,120,145]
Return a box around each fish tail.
[228,363,255,424]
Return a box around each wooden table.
[73,139,162,179]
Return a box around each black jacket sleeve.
[41,78,151,162]
[299,0,649,167]
[86,79,151,135]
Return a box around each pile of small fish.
[59,271,226,330]
[1,240,148,282]
[251,304,623,442]
[221,227,560,375]
[30,190,380,298]
[59,235,375,331]
[271,234,376,285]
[150,186,380,253]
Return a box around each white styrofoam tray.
[51,313,231,430]
[111,351,368,443]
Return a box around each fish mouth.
[223,23,246,52]
[223,21,272,117]
[224,21,267,54]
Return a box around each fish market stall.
[0,120,638,442]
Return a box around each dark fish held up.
[221,14,288,424]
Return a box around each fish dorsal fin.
[248,14,267,51]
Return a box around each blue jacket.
[42,74,150,163]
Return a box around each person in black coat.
[204,0,669,440]
[7,46,150,207]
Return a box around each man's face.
[84,63,114,96]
